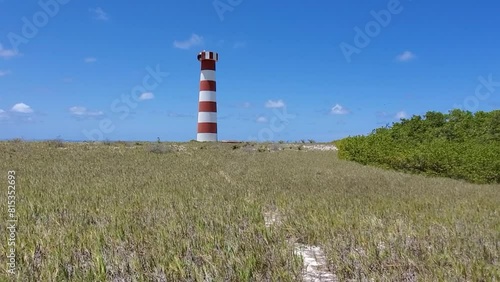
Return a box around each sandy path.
[263,211,337,282]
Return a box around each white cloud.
[265,99,285,108]
[173,34,204,50]
[138,92,154,101]
[69,106,86,115]
[394,111,408,119]
[0,44,18,59]
[330,104,349,115]
[256,116,267,123]
[0,109,7,120]
[89,7,109,21]
[1,105,38,123]
[69,106,103,117]
[396,51,416,62]
[0,70,11,76]
[242,102,251,108]
[84,57,97,63]
[11,103,33,113]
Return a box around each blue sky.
[1,0,499,142]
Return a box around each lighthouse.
[196,50,219,142]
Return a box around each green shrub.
[336,109,500,184]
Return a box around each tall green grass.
[0,141,498,281]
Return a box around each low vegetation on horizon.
[0,139,498,281]
[337,109,500,184]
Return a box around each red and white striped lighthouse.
[197,50,219,142]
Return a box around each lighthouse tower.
[196,50,219,142]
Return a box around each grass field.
[1,140,499,281]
